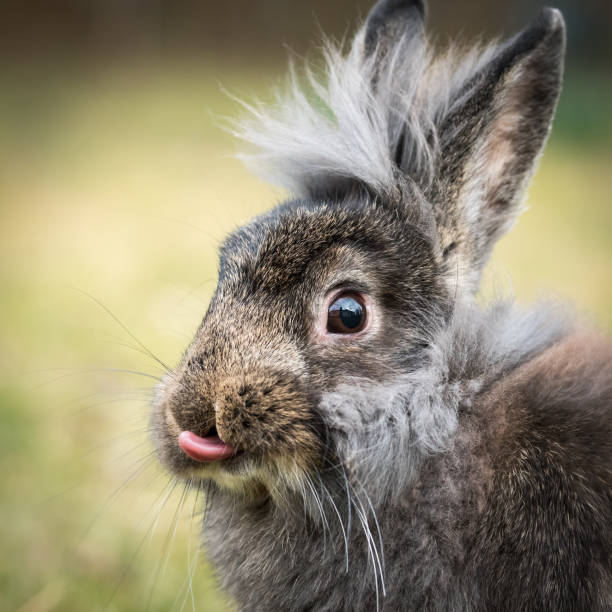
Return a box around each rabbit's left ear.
[433,9,565,291]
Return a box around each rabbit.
[150,0,612,610]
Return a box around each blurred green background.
[1,1,610,610]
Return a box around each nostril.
[187,354,206,370]
[238,385,252,397]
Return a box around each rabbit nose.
[212,372,313,454]
[214,382,268,443]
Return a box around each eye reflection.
[327,293,367,334]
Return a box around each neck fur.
[321,297,571,506]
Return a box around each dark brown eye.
[327,293,367,334]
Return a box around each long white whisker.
[147,479,179,549]
[76,290,172,374]
[304,472,330,545]
[357,492,385,597]
[101,477,174,611]
[160,481,191,581]
[176,480,202,612]
[82,452,156,539]
[317,473,349,571]
[355,482,386,578]
[144,480,186,611]
[353,497,380,612]
[340,465,353,569]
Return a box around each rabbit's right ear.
[430,10,565,292]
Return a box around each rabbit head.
[151,0,566,505]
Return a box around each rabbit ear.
[363,0,429,178]
[433,9,565,291]
[364,0,426,59]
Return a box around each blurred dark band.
[1,0,610,66]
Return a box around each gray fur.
[150,2,612,611]
[322,298,570,506]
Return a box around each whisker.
[304,472,331,556]
[158,481,192,594]
[98,337,175,368]
[340,466,353,569]
[27,367,163,392]
[102,477,175,611]
[75,289,172,374]
[78,427,153,460]
[317,473,349,572]
[355,482,386,577]
[146,479,180,551]
[177,481,202,612]
[144,480,187,612]
[81,451,157,540]
[104,439,155,465]
[353,496,381,612]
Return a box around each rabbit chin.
[180,454,316,502]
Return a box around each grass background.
[0,59,610,611]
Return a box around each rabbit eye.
[327,293,367,334]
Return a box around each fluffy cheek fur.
[322,373,460,506]
[320,299,570,506]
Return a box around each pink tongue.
[178,431,236,462]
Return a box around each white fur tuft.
[232,24,498,198]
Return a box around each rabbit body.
[151,1,612,610]
[201,303,612,611]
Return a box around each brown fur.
[469,333,612,610]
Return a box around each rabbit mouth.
[178,429,239,463]
[174,428,292,494]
